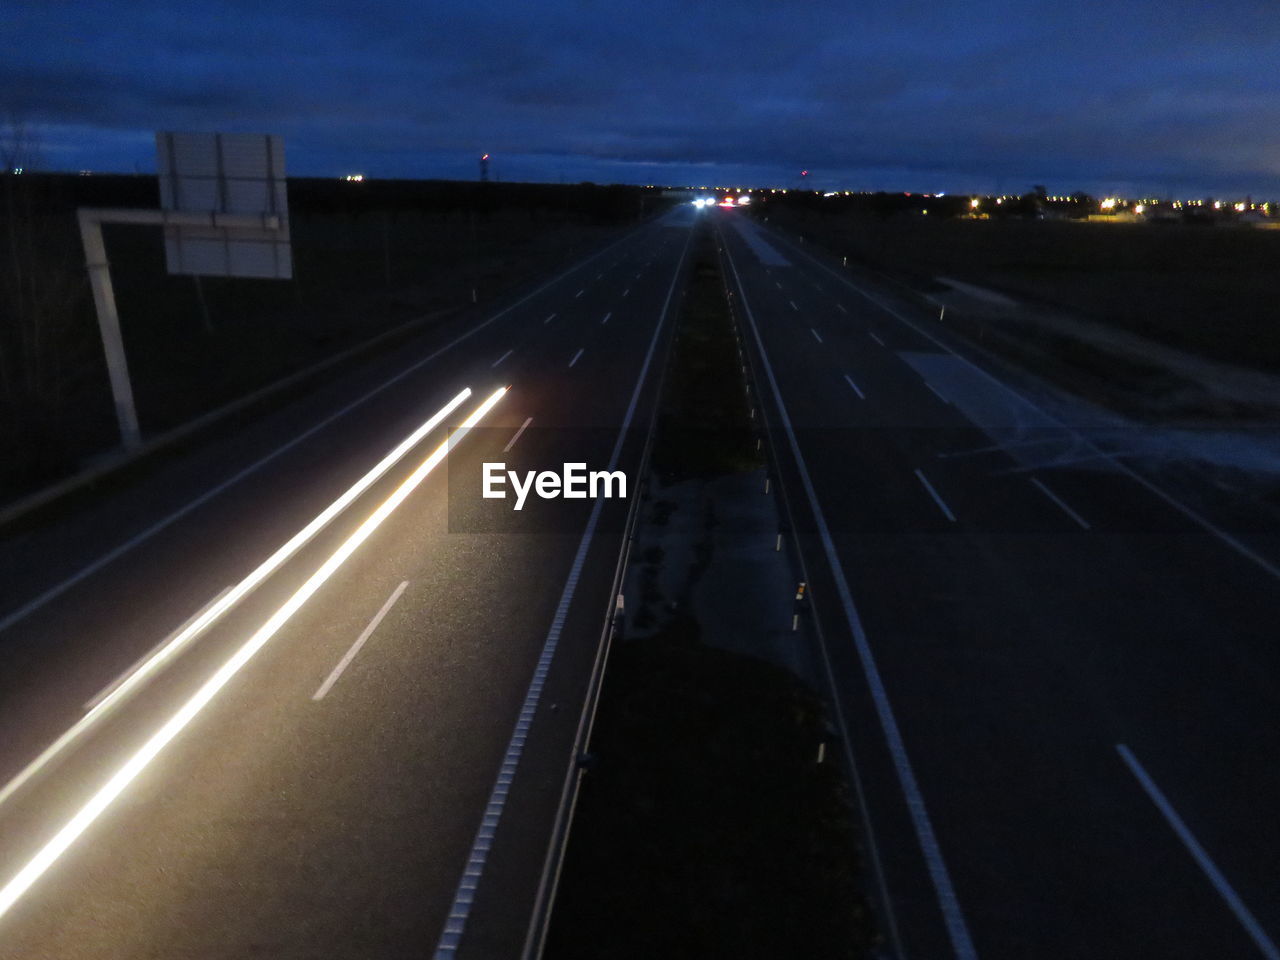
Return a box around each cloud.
[3,0,1278,194]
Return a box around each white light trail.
[0,388,473,813]
[0,387,508,923]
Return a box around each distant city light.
[344,174,364,182]
[1234,202,1246,212]
[970,197,980,209]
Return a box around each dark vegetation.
[756,194,1280,375]
[546,223,875,959]
[650,231,760,481]
[0,172,663,502]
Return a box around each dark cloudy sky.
[4,0,1278,197]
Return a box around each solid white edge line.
[312,580,409,701]
[1030,478,1091,531]
[0,388,509,924]
[432,226,694,960]
[843,374,866,400]
[568,348,584,368]
[722,235,978,960]
[765,224,1280,584]
[0,388,473,812]
[914,468,958,523]
[0,225,644,636]
[503,417,534,453]
[1116,744,1280,960]
[491,349,513,368]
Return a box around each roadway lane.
[716,207,1280,960]
[0,206,694,957]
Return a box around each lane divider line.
[914,468,957,523]
[0,388,473,813]
[764,223,1280,584]
[490,349,513,369]
[0,223,645,635]
[601,312,612,325]
[869,331,885,346]
[1030,478,1091,530]
[810,328,823,344]
[544,313,556,324]
[1116,744,1280,960]
[790,300,799,312]
[575,289,584,298]
[844,374,866,400]
[568,348,584,368]
[837,303,848,314]
[722,238,977,960]
[0,388,509,925]
[312,580,409,701]
[434,224,693,960]
[503,418,533,453]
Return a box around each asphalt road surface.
[5,198,1279,960]
[716,208,1280,960]
[0,204,697,959]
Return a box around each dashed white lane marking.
[544,313,557,324]
[595,273,603,280]
[721,236,969,960]
[775,281,783,289]
[490,349,513,368]
[622,288,630,297]
[843,374,865,400]
[568,348,584,367]
[575,289,584,298]
[503,417,533,453]
[810,328,823,343]
[772,223,1280,584]
[837,303,848,314]
[1116,744,1280,960]
[790,300,799,312]
[914,468,957,522]
[601,312,612,325]
[869,331,885,346]
[432,225,694,960]
[312,581,409,700]
[1030,478,1091,530]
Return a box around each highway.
[716,208,1280,959]
[0,204,696,959]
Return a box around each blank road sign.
[156,132,292,279]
